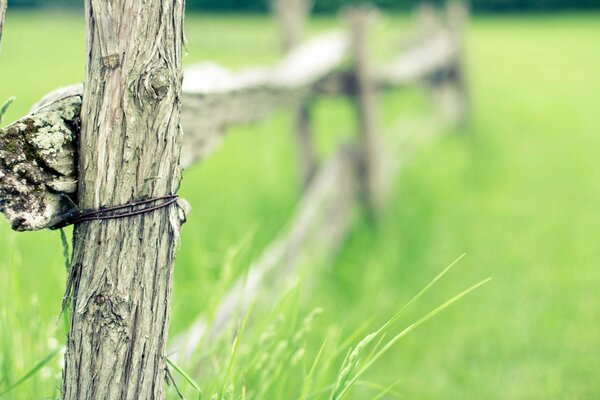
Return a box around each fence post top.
[447,1,470,28]
[341,4,380,27]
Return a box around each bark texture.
[62,0,185,399]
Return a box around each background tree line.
[7,0,600,12]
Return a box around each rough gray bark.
[272,0,318,187]
[62,0,185,399]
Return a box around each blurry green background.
[1,3,600,400]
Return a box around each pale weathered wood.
[170,144,359,364]
[345,7,383,215]
[179,30,348,167]
[272,0,318,187]
[62,0,185,399]
[372,3,459,90]
[376,30,458,88]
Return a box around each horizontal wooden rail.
[377,30,457,88]
[168,3,466,364]
[0,26,458,231]
[170,144,359,363]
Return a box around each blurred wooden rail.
[0,15,462,230]
[0,0,468,364]
[170,2,469,363]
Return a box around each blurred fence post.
[418,1,469,127]
[446,0,470,127]
[417,3,447,117]
[272,0,319,188]
[345,6,382,216]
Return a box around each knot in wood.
[146,67,172,100]
[102,54,121,69]
[95,294,106,305]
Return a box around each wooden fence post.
[61,0,185,398]
[446,0,470,127]
[345,6,382,216]
[417,3,447,115]
[418,1,469,127]
[272,0,318,187]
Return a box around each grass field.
[1,9,600,399]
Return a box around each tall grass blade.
[165,356,203,399]
[376,253,467,335]
[336,277,492,400]
[0,97,15,125]
[300,338,327,400]
[219,303,254,399]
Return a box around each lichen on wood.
[0,95,80,230]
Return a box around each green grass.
[2,9,600,399]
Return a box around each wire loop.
[52,195,178,229]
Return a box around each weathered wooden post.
[418,1,469,127]
[446,0,470,127]
[272,0,318,187]
[61,0,186,398]
[417,3,446,114]
[345,6,382,215]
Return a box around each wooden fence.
[0,0,468,372]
